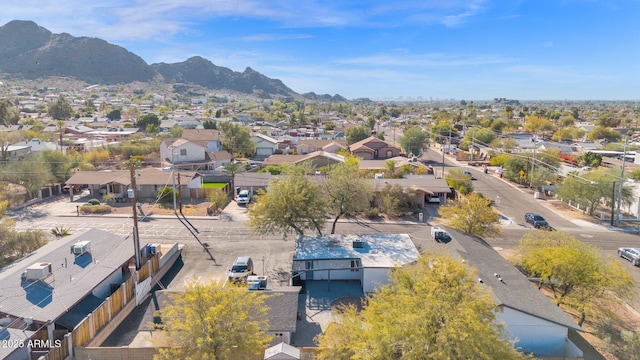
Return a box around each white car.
[618,247,640,266]
[236,190,251,205]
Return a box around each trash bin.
[534,191,540,199]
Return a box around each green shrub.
[157,186,178,203]
[365,207,380,219]
[80,204,112,214]
[87,198,101,206]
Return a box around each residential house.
[133,287,301,351]
[424,227,583,359]
[371,175,451,207]
[571,142,603,155]
[207,150,233,169]
[292,234,420,293]
[264,154,308,166]
[358,156,433,175]
[295,139,347,155]
[64,124,95,137]
[8,139,58,155]
[65,168,201,201]
[537,141,574,154]
[86,127,140,143]
[233,173,449,208]
[160,129,229,170]
[3,144,32,160]
[252,133,279,157]
[349,136,402,160]
[0,229,135,354]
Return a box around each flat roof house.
[0,229,135,355]
[292,234,420,293]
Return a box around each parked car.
[524,213,549,228]
[228,256,254,282]
[235,190,251,205]
[462,170,476,180]
[618,247,640,266]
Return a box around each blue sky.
[2,1,639,100]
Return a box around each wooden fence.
[72,317,92,347]
[42,334,70,360]
[43,253,162,359]
[109,285,125,315]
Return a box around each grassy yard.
[202,182,227,189]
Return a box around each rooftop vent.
[70,241,91,256]
[353,240,366,249]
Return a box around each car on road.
[524,213,549,228]
[228,256,254,282]
[462,170,476,180]
[618,247,640,266]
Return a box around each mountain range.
[0,20,347,101]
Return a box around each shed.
[264,342,300,360]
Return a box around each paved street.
[10,196,426,291]
[9,156,640,310]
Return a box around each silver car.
[618,247,640,266]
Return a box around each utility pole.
[129,159,141,270]
[172,150,177,215]
[616,134,629,226]
[530,132,537,189]
[611,181,616,226]
[441,139,445,179]
[470,128,475,162]
[177,173,183,214]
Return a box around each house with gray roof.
[0,229,135,348]
[65,167,201,201]
[136,286,302,347]
[423,226,583,358]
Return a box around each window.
[386,150,393,158]
[180,148,187,156]
[306,261,313,270]
[350,259,360,271]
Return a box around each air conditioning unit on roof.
[25,262,52,281]
[70,241,91,256]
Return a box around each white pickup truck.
[236,190,251,205]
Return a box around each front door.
[306,261,314,280]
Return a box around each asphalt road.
[421,146,640,308]
[10,202,426,291]
[9,151,640,308]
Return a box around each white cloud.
[336,53,508,68]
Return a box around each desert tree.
[154,281,272,360]
[512,231,635,326]
[316,253,529,360]
[438,192,501,238]
[324,161,373,234]
[248,163,326,238]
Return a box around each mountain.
[0,20,155,84]
[151,57,296,98]
[301,92,348,102]
[0,20,346,100]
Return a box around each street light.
[530,132,537,189]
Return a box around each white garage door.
[256,147,273,156]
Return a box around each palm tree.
[223,161,246,196]
[56,119,65,153]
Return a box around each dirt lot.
[108,199,212,216]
